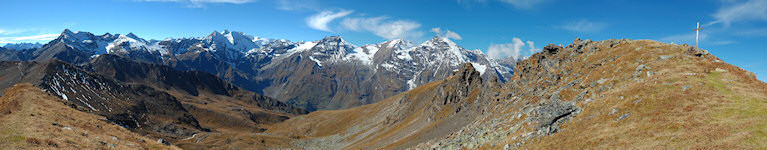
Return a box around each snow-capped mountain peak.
[104,33,166,54]
[411,35,471,65]
[310,36,357,63]
[125,33,143,42]
[2,42,43,50]
[58,29,116,54]
[204,30,271,54]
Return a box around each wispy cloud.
[660,32,699,44]
[708,0,767,27]
[275,0,318,11]
[710,40,737,45]
[341,16,423,39]
[133,0,256,8]
[659,30,736,46]
[735,28,767,37]
[430,28,463,40]
[456,0,549,9]
[487,38,539,60]
[0,34,59,44]
[306,10,353,32]
[558,19,607,33]
[0,29,33,35]
[660,0,765,46]
[496,0,549,9]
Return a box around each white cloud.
[0,29,33,36]
[431,27,443,34]
[496,0,548,9]
[487,37,539,60]
[710,40,737,45]
[133,0,255,7]
[658,31,737,46]
[430,28,462,40]
[0,34,59,44]
[660,32,698,44]
[444,30,462,40]
[0,30,15,35]
[341,17,423,39]
[559,19,607,33]
[735,28,767,36]
[275,0,318,11]
[457,0,547,9]
[709,0,767,26]
[307,10,353,32]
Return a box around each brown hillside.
[415,39,767,149]
[256,38,767,149]
[0,83,178,149]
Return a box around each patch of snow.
[407,78,417,90]
[344,46,376,65]
[309,56,322,67]
[77,97,98,112]
[471,62,487,75]
[286,41,317,56]
[395,48,412,61]
[380,63,395,71]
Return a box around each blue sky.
[1,0,766,81]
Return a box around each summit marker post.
[692,22,704,47]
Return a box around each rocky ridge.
[413,38,767,149]
[7,29,514,110]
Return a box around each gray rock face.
[658,55,673,60]
[157,138,170,145]
[530,99,579,135]
[616,113,631,121]
[682,85,692,91]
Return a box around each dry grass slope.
[0,83,179,150]
[413,39,767,149]
[517,40,767,149]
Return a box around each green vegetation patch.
[707,71,767,148]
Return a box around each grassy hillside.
[0,83,178,149]
[415,39,767,149]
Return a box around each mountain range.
[1,29,514,111]
[1,30,765,149]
